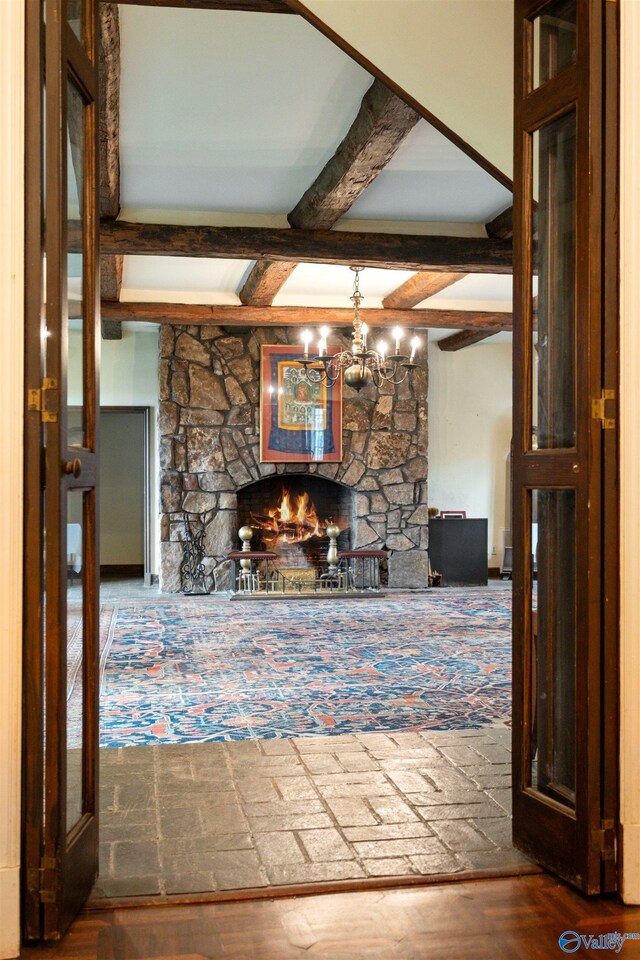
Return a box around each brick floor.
[93,723,534,898]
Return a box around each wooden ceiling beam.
[90,220,513,273]
[113,0,298,16]
[288,80,420,230]
[99,2,123,340]
[97,301,512,330]
[240,79,420,306]
[485,205,513,240]
[99,3,120,221]
[437,329,499,351]
[112,0,294,12]
[238,260,297,307]
[382,271,466,310]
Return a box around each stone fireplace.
[159,324,429,591]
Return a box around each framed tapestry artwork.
[260,344,342,463]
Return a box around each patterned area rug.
[73,591,512,747]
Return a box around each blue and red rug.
[69,591,512,747]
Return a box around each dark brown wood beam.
[485,205,513,240]
[382,271,466,310]
[437,329,499,351]
[90,220,513,273]
[112,0,294,12]
[99,4,120,220]
[99,3,122,339]
[101,319,124,340]
[240,79,420,306]
[97,301,513,330]
[100,254,123,302]
[288,81,420,230]
[239,260,297,307]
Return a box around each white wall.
[0,0,23,954]
[428,341,512,569]
[69,327,160,575]
[620,0,640,906]
[297,0,513,181]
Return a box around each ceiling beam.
[382,271,466,310]
[238,260,298,306]
[99,2,123,340]
[112,0,294,12]
[288,80,420,231]
[437,329,499,351]
[485,205,513,240]
[97,301,512,330]
[91,220,513,273]
[99,3,120,221]
[239,79,420,306]
[100,255,123,302]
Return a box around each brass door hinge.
[39,856,57,902]
[27,856,58,902]
[592,389,615,430]
[591,819,616,861]
[27,377,58,423]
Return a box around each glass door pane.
[532,0,577,89]
[67,489,85,831]
[67,79,84,445]
[529,488,577,809]
[532,111,577,449]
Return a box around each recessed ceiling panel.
[120,7,372,213]
[272,263,418,307]
[121,256,252,303]
[422,273,514,303]
[343,121,512,223]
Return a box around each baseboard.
[488,567,501,580]
[100,564,144,578]
[0,866,19,958]
[621,823,640,904]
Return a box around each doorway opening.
[22,0,619,941]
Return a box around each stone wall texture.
[159,324,429,591]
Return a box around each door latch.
[27,377,58,423]
[592,389,615,430]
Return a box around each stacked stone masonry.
[159,325,429,591]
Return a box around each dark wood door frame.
[511,0,619,894]
[23,0,102,941]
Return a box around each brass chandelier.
[299,266,421,392]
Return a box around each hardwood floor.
[23,874,640,959]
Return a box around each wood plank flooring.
[23,875,640,959]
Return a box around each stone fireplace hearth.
[159,324,429,591]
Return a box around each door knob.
[64,458,82,479]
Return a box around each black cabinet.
[428,518,488,586]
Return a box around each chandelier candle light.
[300,266,421,392]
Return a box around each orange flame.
[251,487,327,546]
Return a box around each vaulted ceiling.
[101,1,514,349]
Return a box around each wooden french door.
[23,0,100,941]
[512,0,618,893]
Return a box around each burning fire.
[251,488,329,546]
